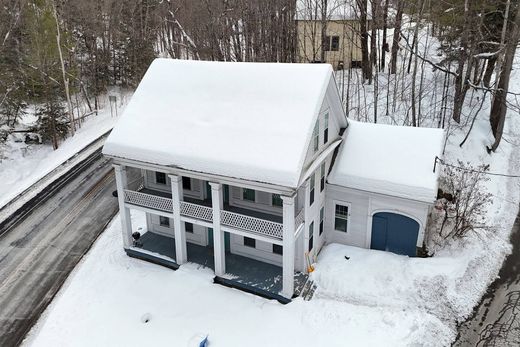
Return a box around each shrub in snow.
[427,161,492,250]
[36,100,69,149]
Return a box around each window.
[308,221,314,252]
[244,236,256,248]
[273,244,283,255]
[313,120,319,152]
[159,216,170,227]
[272,194,283,207]
[182,177,191,190]
[330,36,340,51]
[324,112,329,144]
[309,173,315,206]
[243,188,256,202]
[155,172,166,185]
[320,163,326,192]
[185,222,194,233]
[334,204,349,233]
[323,35,340,52]
[319,207,324,235]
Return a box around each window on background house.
[272,194,283,207]
[308,221,314,252]
[334,204,349,233]
[243,188,256,202]
[324,112,329,144]
[313,120,319,152]
[322,35,331,52]
[320,206,324,235]
[320,163,326,192]
[330,36,340,51]
[185,222,194,233]
[182,176,191,190]
[155,172,166,185]
[159,216,170,227]
[309,173,315,206]
[273,244,283,255]
[244,236,256,248]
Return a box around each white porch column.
[210,182,226,276]
[169,174,187,264]
[281,194,296,299]
[114,164,133,248]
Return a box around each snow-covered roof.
[328,120,444,203]
[295,0,368,21]
[103,58,335,188]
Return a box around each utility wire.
[435,156,520,178]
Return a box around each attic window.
[324,112,329,144]
[313,120,319,152]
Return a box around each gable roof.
[328,120,445,203]
[295,0,369,21]
[102,59,336,188]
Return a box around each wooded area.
[0,0,518,152]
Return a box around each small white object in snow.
[328,119,445,202]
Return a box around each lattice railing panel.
[295,208,305,228]
[180,201,213,222]
[123,190,173,213]
[221,210,283,239]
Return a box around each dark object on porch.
[132,232,142,247]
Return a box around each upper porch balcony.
[122,181,305,241]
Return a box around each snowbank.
[328,119,444,202]
[23,212,452,347]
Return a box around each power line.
[434,156,520,178]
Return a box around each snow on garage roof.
[328,120,445,203]
[102,58,334,188]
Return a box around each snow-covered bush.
[428,161,492,250]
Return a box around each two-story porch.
[114,164,307,302]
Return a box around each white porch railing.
[123,190,173,213]
[180,201,213,222]
[221,210,283,239]
[295,208,305,228]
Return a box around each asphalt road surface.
[0,151,119,347]
[454,211,520,346]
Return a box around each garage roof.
[328,120,445,203]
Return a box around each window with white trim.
[324,112,329,144]
[159,216,170,227]
[334,204,349,233]
[243,188,255,202]
[308,221,314,251]
[272,194,283,207]
[319,206,324,235]
[320,162,326,192]
[313,120,319,152]
[155,172,166,185]
[309,173,315,206]
[182,176,191,190]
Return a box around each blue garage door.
[371,212,419,257]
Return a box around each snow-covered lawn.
[0,96,129,210]
[23,211,452,347]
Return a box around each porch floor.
[139,232,307,297]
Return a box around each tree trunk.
[390,0,403,74]
[380,0,389,71]
[488,0,520,152]
[482,56,496,88]
[357,0,371,81]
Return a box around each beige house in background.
[295,0,368,69]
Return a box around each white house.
[102,58,444,302]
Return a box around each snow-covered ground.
[23,211,453,347]
[0,94,129,210]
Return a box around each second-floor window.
[159,216,170,227]
[324,112,329,144]
[155,172,166,185]
[272,194,283,207]
[185,222,194,233]
[309,173,315,206]
[313,120,319,153]
[323,35,340,52]
[182,177,191,190]
[244,236,256,248]
[319,206,324,235]
[320,163,326,192]
[243,188,255,202]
